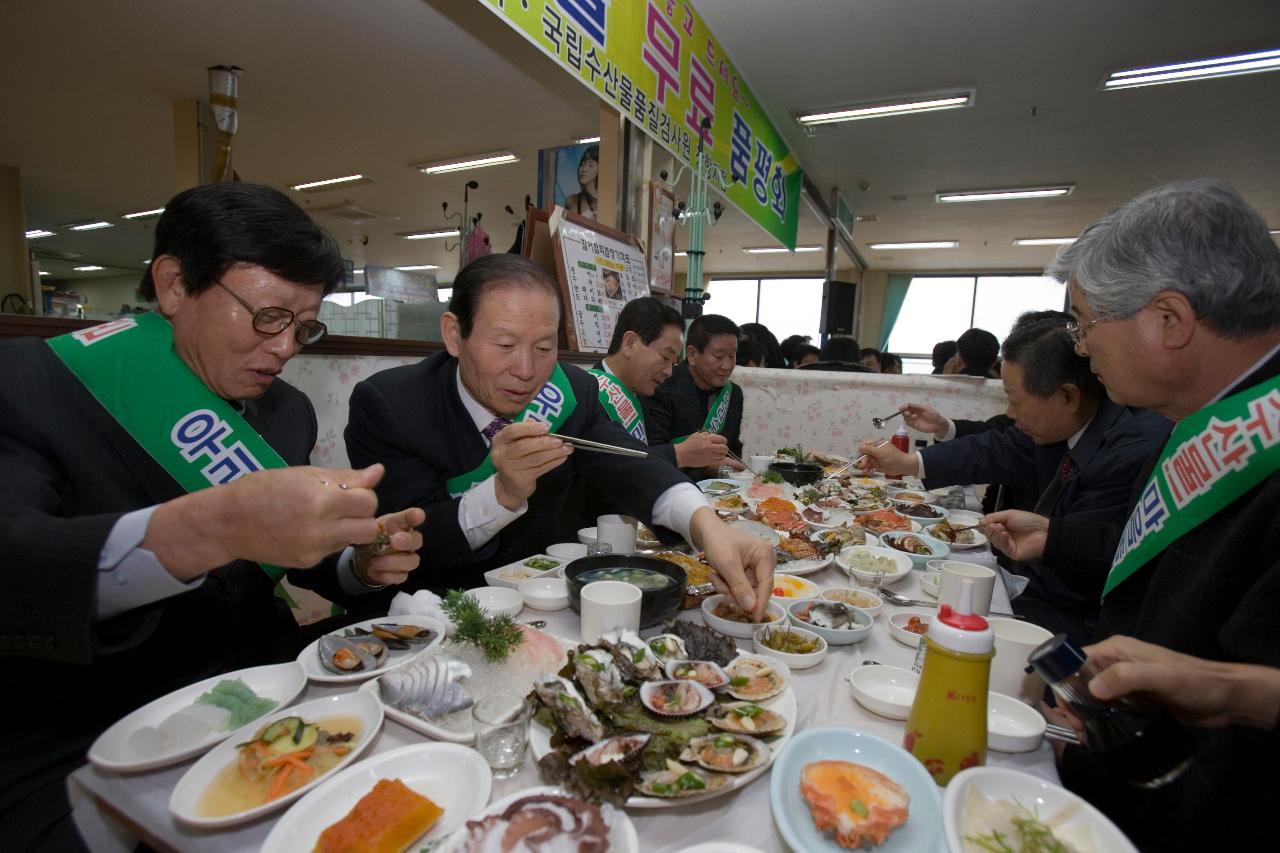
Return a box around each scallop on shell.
[680,733,770,774]
[663,659,730,691]
[707,701,788,736]
[724,657,786,701]
[638,679,715,717]
[646,634,688,665]
[637,759,731,798]
[570,733,651,768]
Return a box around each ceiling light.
[122,207,165,219]
[38,270,50,276]
[395,264,440,272]
[67,220,114,231]
[1101,47,1280,91]
[937,185,1074,203]
[290,174,370,192]
[414,152,519,175]
[354,268,365,275]
[25,229,54,239]
[73,265,105,271]
[868,241,959,250]
[1013,237,1077,246]
[742,245,823,254]
[796,91,973,126]
[400,228,461,240]
[141,259,151,264]
[575,136,601,145]
[674,251,687,257]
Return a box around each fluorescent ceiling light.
[414,152,518,174]
[1013,237,1077,246]
[25,229,55,239]
[395,264,440,271]
[290,174,369,191]
[38,270,50,276]
[68,220,114,231]
[937,185,1074,203]
[354,268,365,275]
[742,245,823,254]
[73,265,105,271]
[674,251,687,257]
[575,136,601,144]
[1101,47,1280,90]
[868,241,959,250]
[401,228,461,240]
[141,259,151,264]
[796,91,973,126]
[122,207,164,219]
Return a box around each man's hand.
[855,439,920,477]
[354,506,426,586]
[901,403,950,439]
[490,421,573,510]
[980,510,1049,561]
[675,431,729,469]
[689,507,775,621]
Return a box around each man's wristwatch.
[351,551,387,590]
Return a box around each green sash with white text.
[46,313,291,582]
[1104,372,1280,597]
[445,365,579,498]
[672,380,734,445]
[587,368,646,443]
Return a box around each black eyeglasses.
[215,281,327,346]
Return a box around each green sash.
[673,380,734,445]
[1104,372,1280,597]
[45,313,291,582]
[587,367,646,443]
[445,365,579,498]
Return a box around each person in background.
[946,327,1001,377]
[739,322,785,368]
[859,347,883,372]
[976,179,1280,849]
[780,333,812,367]
[736,336,764,368]
[563,144,599,220]
[879,352,903,374]
[798,335,871,372]
[931,339,957,374]
[792,343,821,367]
[0,183,424,850]
[646,313,746,478]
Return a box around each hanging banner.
[480,0,802,249]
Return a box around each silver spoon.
[877,588,1024,619]
[523,620,547,629]
[871,409,905,430]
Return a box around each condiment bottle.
[904,579,993,785]
[891,423,911,453]
[1027,634,1192,788]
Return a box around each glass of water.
[586,541,613,558]
[472,693,533,779]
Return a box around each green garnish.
[714,734,735,749]
[650,639,668,655]
[850,798,869,819]
[760,470,785,484]
[797,487,821,505]
[677,771,706,790]
[965,801,1070,853]
[441,589,525,662]
[523,557,559,570]
[583,655,604,671]
[557,691,580,709]
[776,446,806,462]
[632,647,647,664]
[652,782,675,795]
[729,676,750,687]
[733,704,762,718]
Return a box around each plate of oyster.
[297,617,444,684]
[530,634,797,809]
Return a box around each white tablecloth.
[69,536,1058,853]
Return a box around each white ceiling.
[3,0,1278,287]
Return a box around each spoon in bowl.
[871,409,905,430]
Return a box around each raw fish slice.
[378,657,474,719]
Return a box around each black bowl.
[768,460,824,486]
[564,555,687,629]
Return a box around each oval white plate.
[260,742,491,853]
[925,523,989,550]
[89,662,307,774]
[296,617,444,684]
[774,553,834,576]
[801,505,856,530]
[728,518,783,546]
[847,664,919,720]
[168,691,383,829]
[358,677,471,744]
[436,785,639,852]
[697,478,743,496]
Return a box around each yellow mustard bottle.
[903,579,994,786]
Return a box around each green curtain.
[879,274,912,349]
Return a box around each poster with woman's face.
[554,143,599,220]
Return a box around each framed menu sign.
[646,182,676,295]
[548,208,650,353]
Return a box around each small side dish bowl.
[700,594,785,639]
[518,576,570,611]
[888,611,933,646]
[752,623,828,670]
[787,599,874,646]
[821,587,884,620]
[465,586,523,618]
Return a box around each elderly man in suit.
[860,312,1170,638]
[0,183,424,850]
[345,255,773,613]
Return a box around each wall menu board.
[548,208,650,353]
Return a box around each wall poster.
[549,208,650,352]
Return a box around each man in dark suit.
[644,314,747,477]
[981,180,1280,849]
[860,313,1171,637]
[0,184,424,851]
[345,256,774,612]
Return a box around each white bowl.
[947,509,983,528]
[518,576,570,611]
[835,545,913,586]
[577,526,597,544]
[465,585,523,618]
[847,664,919,719]
[879,530,951,568]
[888,488,932,504]
[987,691,1047,753]
[752,623,828,670]
[944,767,1139,853]
[887,610,933,646]
[547,542,588,560]
[787,600,874,645]
[925,558,948,573]
[920,571,941,598]
[820,587,884,620]
[769,573,821,602]
[700,594,786,639]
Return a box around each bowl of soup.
[564,555,687,628]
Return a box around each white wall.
[73,273,153,315]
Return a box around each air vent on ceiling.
[311,203,398,224]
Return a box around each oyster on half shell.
[573,648,627,707]
[535,674,606,742]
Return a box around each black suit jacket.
[345,353,688,593]
[0,336,346,839]
[644,361,744,476]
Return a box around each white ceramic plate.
[947,510,984,528]
[260,743,491,853]
[835,545,913,587]
[727,518,783,546]
[484,553,567,589]
[358,677,470,744]
[88,663,307,774]
[676,844,770,853]
[770,573,822,601]
[847,664,919,720]
[774,553,835,576]
[697,478,743,496]
[944,767,1139,853]
[925,523,989,550]
[168,691,383,829]
[801,505,856,530]
[296,617,444,684]
[436,786,639,851]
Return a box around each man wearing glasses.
[0,183,423,850]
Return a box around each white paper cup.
[596,514,637,555]
[750,454,772,472]
[579,580,641,644]
[988,617,1055,704]
[546,543,588,561]
[938,560,997,617]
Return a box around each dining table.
[68,493,1060,853]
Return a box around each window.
[705,277,824,342]
[704,278,758,330]
[437,287,452,303]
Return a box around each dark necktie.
[1034,451,1075,515]
[482,417,512,442]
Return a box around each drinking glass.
[472,693,533,779]
[586,541,613,558]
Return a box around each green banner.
[481,0,802,249]
[672,379,734,444]
[588,367,646,442]
[46,313,290,582]
[1104,372,1280,596]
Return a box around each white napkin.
[387,590,451,637]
